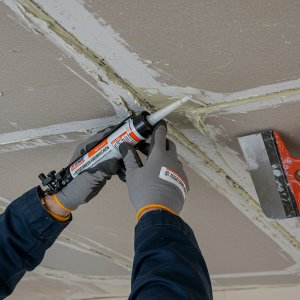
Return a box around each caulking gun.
[38,96,191,196]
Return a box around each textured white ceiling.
[1,0,300,299]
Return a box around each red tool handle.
[274,131,300,211]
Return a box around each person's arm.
[0,187,71,298]
[119,121,213,299]
[130,210,212,300]
[0,127,121,298]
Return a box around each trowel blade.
[238,131,298,220]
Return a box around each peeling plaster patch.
[145,88,159,95]
[116,95,134,115]
[96,74,108,85]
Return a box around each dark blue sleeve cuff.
[131,209,212,300]
[135,210,199,248]
[0,187,72,298]
[20,186,72,238]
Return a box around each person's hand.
[119,120,189,220]
[54,127,121,211]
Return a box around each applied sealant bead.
[147,95,192,125]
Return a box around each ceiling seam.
[0,116,125,145]
[5,0,300,259]
[186,87,300,136]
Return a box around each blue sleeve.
[0,187,71,299]
[129,210,212,300]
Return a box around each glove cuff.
[54,193,75,212]
[131,184,184,217]
[136,204,177,221]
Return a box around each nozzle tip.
[181,95,192,104]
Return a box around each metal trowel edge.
[238,131,300,221]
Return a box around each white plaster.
[209,91,300,116]
[81,236,133,263]
[55,240,100,257]
[0,195,11,204]
[145,88,159,95]
[58,235,132,270]
[0,136,79,154]
[182,128,255,195]
[213,284,300,298]
[34,265,131,285]
[0,116,124,145]
[211,269,299,279]
[223,78,300,103]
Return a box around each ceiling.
[1,0,300,299]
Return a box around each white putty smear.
[238,138,259,171]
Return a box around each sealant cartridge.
[39,96,191,196]
[69,96,191,178]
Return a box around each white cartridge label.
[159,167,187,198]
[69,119,147,178]
[70,138,114,178]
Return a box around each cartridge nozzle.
[147,96,191,126]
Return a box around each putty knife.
[238,131,300,220]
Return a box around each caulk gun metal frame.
[38,114,143,197]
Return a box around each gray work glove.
[119,120,189,220]
[55,127,121,211]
